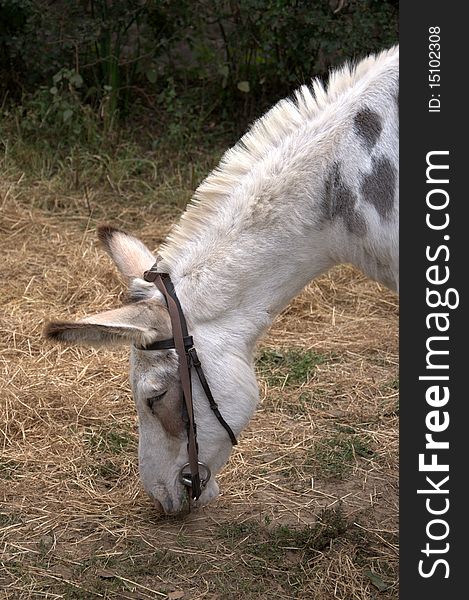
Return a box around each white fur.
[46,47,399,514]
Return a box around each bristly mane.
[159,45,399,266]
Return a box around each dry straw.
[1,179,398,599]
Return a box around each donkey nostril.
[151,497,164,513]
[147,491,178,515]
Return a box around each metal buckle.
[187,346,201,367]
[179,462,211,489]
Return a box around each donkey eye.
[147,391,167,411]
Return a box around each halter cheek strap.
[141,264,237,501]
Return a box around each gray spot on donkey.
[322,163,368,237]
[353,108,383,151]
[361,157,397,221]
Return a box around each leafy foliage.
[1,0,398,128]
[185,0,398,119]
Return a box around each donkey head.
[44,226,243,514]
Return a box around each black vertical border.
[400,4,466,598]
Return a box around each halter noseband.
[141,263,237,501]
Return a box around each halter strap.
[142,336,194,351]
[188,347,238,446]
[142,264,237,500]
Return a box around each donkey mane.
[159,45,399,267]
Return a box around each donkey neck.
[159,180,339,350]
[158,46,399,347]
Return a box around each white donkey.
[45,46,399,515]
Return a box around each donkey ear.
[44,301,171,348]
[97,225,156,280]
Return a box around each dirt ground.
[1,174,398,599]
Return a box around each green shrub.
[1,0,398,127]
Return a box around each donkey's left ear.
[97,225,156,280]
[44,300,171,348]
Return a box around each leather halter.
[141,264,237,501]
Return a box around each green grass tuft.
[218,505,348,561]
[256,348,328,387]
[83,426,135,455]
[313,433,375,479]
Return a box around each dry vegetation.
[1,159,398,599]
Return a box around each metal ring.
[179,462,211,488]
